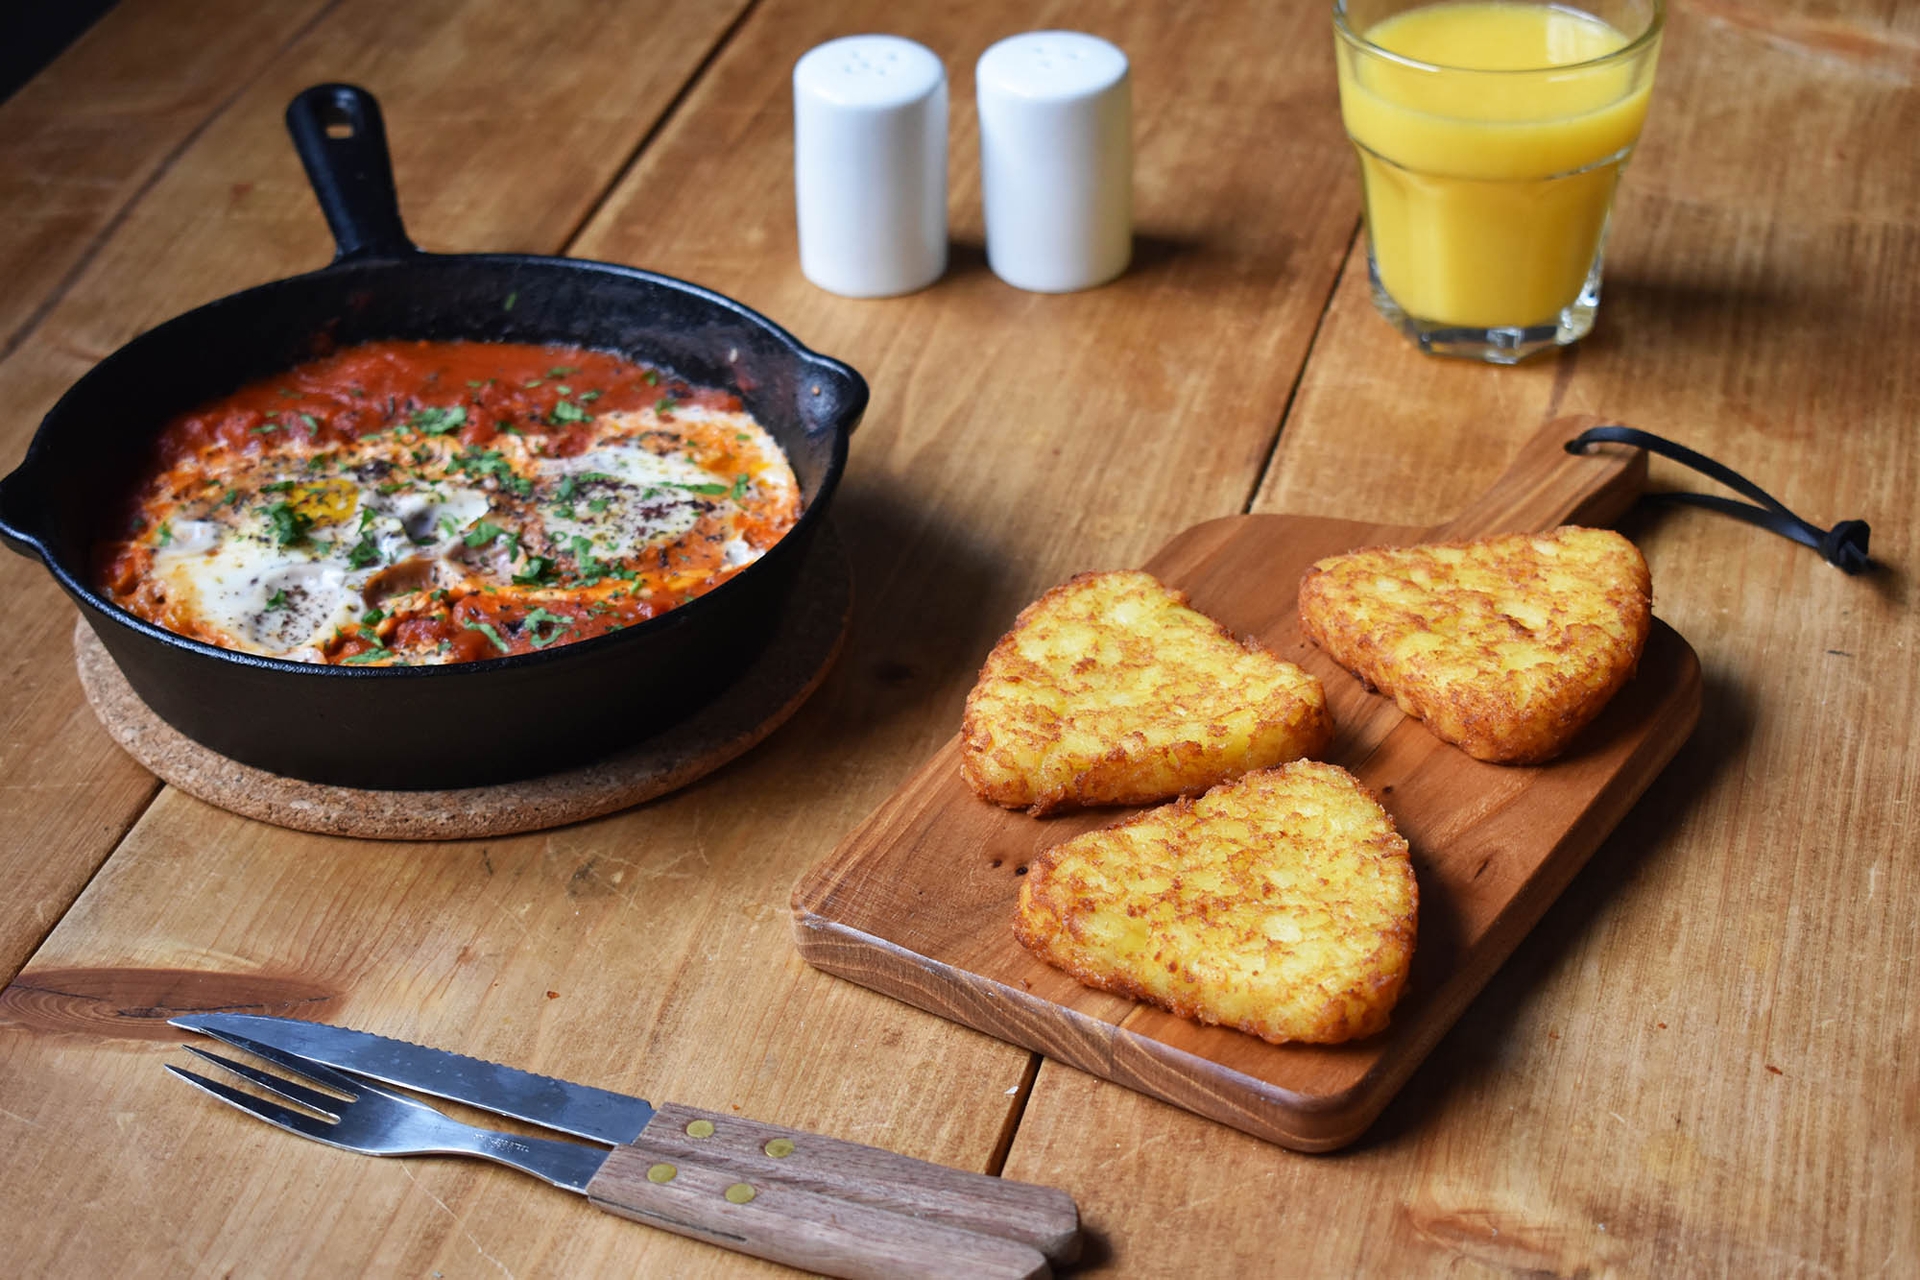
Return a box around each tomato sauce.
[98,340,801,666]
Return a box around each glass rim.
[1333,0,1665,75]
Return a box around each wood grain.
[625,1101,1079,1264]
[0,0,1912,1275]
[588,1142,1051,1280]
[793,421,1699,1149]
[0,0,331,356]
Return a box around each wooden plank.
[0,0,341,985]
[1005,0,1920,1273]
[0,0,1370,1273]
[0,0,753,986]
[793,422,1699,1150]
[0,0,331,357]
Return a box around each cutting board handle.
[1426,414,1647,542]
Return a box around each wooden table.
[2,1,1913,1274]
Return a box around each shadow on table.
[800,478,1007,735]
[941,233,1221,287]
[1345,650,1754,1153]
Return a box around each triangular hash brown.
[961,571,1332,815]
[1014,761,1417,1045]
[1298,526,1652,764]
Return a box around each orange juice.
[1335,1,1661,341]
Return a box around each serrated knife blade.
[169,1011,654,1144]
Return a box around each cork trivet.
[75,525,851,841]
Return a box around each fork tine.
[189,1027,369,1096]
[180,1045,344,1119]
[165,1064,341,1144]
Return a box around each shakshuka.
[96,341,800,665]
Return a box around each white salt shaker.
[976,31,1132,293]
[793,35,948,298]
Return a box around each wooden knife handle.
[614,1102,1081,1265]
[587,1140,1051,1279]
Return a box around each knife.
[170,1013,1079,1270]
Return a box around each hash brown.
[960,570,1332,815]
[1298,526,1651,764]
[1013,760,1417,1045]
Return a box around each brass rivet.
[646,1163,677,1184]
[724,1182,757,1204]
[685,1119,716,1139]
[763,1138,795,1158]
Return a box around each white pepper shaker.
[976,31,1132,293]
[792,34,948,298]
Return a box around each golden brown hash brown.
[1297,526,1651,765]
[1013,760,1417,1045]
[960,570,1332,815]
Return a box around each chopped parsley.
[155,522,173,547]
[511,556,553,586]
[343,648,392,665]
[264,501,313,547]
[463,618,510,652]
[548,366,575,377]
[409,405,468,435]
[463,520,504,548]
[654,397,680,415]
[523,607,574,648]
[549,400,591,425]
[450,446,529,494]
[264,589,288,611]
[346,532,382,569]
[670,480,729,496]
[260,480,297,493]
[569,534,610,581]
[729,473,750,501]
[362,607,385,625]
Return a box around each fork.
[169,1042,1053,1279]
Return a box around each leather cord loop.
[1565,425,1873,574]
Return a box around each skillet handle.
[285,84,420,263]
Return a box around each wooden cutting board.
[790,417,1702,1151]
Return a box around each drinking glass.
[1333,0,1663,363]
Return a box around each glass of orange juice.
[1333,0,1663,363]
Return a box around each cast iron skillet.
[0,84,866,790]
